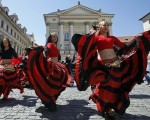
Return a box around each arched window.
[64,44,69,51]
[64,33,69,41]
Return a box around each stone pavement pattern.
[0,81,150,120]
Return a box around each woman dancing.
[24,32,71,111]
[71,21,150,118]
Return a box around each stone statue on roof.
[78,1,80,5]
[0,0,2,7]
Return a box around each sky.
[1,0,150,45]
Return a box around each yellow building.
[44,2,114,60]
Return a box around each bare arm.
[47,57,58,64]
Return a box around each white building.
[139,12,150,31]
[0,2,35,55]
[44,2,114,60]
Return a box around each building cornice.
[139,12,150,20]
[0,7,31,43]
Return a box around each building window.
[1,21,4,28]
[64,33,69,41]
[17,35,19,40]
[64,44,69,51]
[11,29,13,35]
[6,25,9,32]
[14,32,16,38]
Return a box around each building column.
[19,47,22,55]
[69,21,74,50]
[13,42,17,52]
[11,41,14,48]
[20,47,22,55]
[10,41,13,48]
[59,22,64,50]
[85,21,90,34]
[46,23,50,40]
[18,45,20,55]
[109,22,113,35]
[16,45,19,54]
[18,46,20,55]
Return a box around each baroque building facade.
[44,2,114,60]
[139,12,150,31]
[0,2,35,55]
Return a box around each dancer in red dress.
[24,32,71,111]
[0,38,23,100]
[71,21,150,118]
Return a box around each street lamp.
[59,44,62,49]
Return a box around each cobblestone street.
[0,81,150,120]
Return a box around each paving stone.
[0,81,150,120]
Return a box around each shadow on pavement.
[129,94,150,99]
[35,99,150,120]
[36,99,101,120]
[0,95,38,107]
[116,113,150,120]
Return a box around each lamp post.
[59,44,62,49]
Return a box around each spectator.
[145,52,150,86]
[0,38,18,65]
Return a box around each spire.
[78,1,80,5]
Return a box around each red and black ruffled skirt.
[25,46,70,110]
[71,30,150,115]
